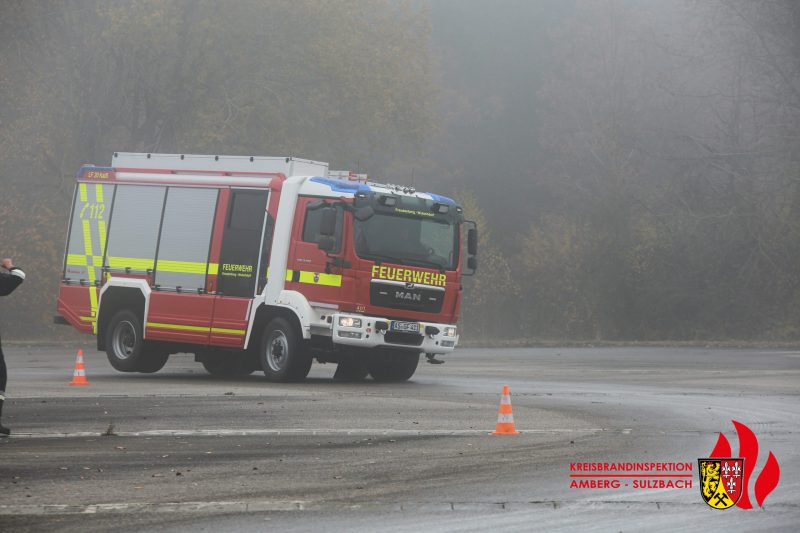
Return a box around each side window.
[302,203,344,253]
[218,189,269,297]
[230,193,265,230]
[105,185,166,272]
[64,182,115,283]
[154,188,218,292]
[257,214,275,294]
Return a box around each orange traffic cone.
[491,385,519,435]
[69,349,90,386]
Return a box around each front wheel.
[366,349,420,382]
[259,318,312,382]
[333,350,369,381]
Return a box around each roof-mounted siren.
[329,170,368,183]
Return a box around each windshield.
[354,213,458,271]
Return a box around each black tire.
[200,350,254,377]
[367,349,420,382]
[138,350,169,373]
[104,310,146,372]
[259,317,312,382]
[333,351,369,381]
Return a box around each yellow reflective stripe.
[156,260,208,274]
[98,220,107,256]
[82,220,93,257]
[67,255,109,267]
[298,270,342,287]
[210,327,246,335]
[95,183,104,203]
[106,256,154,271]
[145,322,246,336]
[80,219,98,332]
[72,256,214,275]
[147,322,210,333]
[79,183,88,202]
[67,254,88,266]
[284,268,343,287]
[79,316,94,322]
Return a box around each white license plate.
[391,321,420,333]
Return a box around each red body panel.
[210,297,250,347]
[146,293,215,344]
[57,285,95,333]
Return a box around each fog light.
[338,316,362,328]
[338,331,363,339]
[443,327,457,337]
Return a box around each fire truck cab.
[56,153,477,382]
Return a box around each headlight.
[444,327,457,337]
[338,316,362,328]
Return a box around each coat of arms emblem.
[698,458,744,509]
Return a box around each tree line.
[1,1,798,342]
[456,0,800,341]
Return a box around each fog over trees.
[1,1,798,341]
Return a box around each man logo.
[394,291,422,302]
[405,282,415,290]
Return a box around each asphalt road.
[1,345,798,532]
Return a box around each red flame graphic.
[708,420,780,509]
[709,432,731,458]
[754,451,781,508]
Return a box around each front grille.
[370,281,444,313]
[384,331,424,346]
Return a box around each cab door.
[285,197,346,306]
[210,188,271,347]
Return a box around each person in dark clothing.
[0,257,25,436]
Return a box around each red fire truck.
[56,153,477,382]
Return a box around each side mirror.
[355,206,374,221]
[467,228,478,256]
[319,207,337,237]
[318,236,335,253]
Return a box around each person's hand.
[1,258,13,270]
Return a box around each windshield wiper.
[406,258,446,273]
[364,252,407,266]
[367,252,445,273]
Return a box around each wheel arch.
[249,304,304,350]
[96,281,149,351]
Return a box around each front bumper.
[331,313,459,354]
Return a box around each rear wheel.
[259,317,312,382]
[105,310,154,373]
[367,348,420,382]
[137,350,169,373]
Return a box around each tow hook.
[426,353,445,365]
